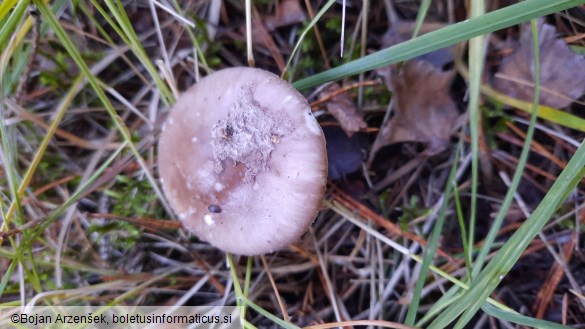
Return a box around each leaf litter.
[493,19,585,109]
[318,83,367,137]
[264,0,306,31]
[372,59,461,159]
[370,21,461,161]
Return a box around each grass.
[1,0,585,328]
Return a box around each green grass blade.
[283,0,336,78]
[484,86,585,132]
[411,0,432,38]
[483,304,571,329]
[0,79,86,296]
[405,145,460,325]
[466,0,486,280]
[226,254,245,320]
[430,71,585,329]
[292,0,585,90]
[0,0,29,49]
[471,21,542,280]
[87,0,129,44]
[430,141,585,329]
[169,0,210,74]
[17,141,128,250]
[0,260,18,297]
[453,171,471,271]
[239,295,300,329]
[430,18,548,329]
[416,288,463,327]
[1,1,68,96]
[1,76,84,230]
[6,140,128,300]
[330,200,516,315]
[101,0,174,105]
[32,0,172,216]
[0,0,18,21]
[242,256,253,323]
[454,18,543,328]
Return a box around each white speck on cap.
[214,182,224,192]
[203,213,214,226]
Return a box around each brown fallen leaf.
[494,19,585,109]
[264,0,306,31]
[372,60,459,159]
[319,83,367,137]
[246,15,286,72]
[382,21,455,69]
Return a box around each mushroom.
[158,67,327,255]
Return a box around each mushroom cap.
[158,67,327,255]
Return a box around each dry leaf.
[372,60,459,158]
[494,19,585,109]
[382,21,455,69]
[319,83,367,136]
[246,16,286,72]
[264,0,306,31]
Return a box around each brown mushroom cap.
[158,67,327,255]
